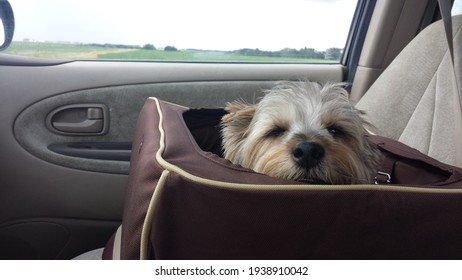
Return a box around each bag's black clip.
[375,171,391,184]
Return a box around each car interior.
[0,0,461,260]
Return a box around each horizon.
[8,0,357,52]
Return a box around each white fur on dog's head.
[221,81,380,184]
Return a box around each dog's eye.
[327,126,344,137]
[265,127,287,138]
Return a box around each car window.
[3,0,358,63]
[454,0,462,15]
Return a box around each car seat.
[73,14,462,260]
[356,14,462,168]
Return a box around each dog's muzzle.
[291,142,325,169]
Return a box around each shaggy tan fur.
[221,81,380,184]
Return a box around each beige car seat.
[356,14,462,167]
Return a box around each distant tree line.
[164,45,178,51]
[82,42,341,59]
[233,47,342,60]
[140,44,178,51]
[142,44,155,50]
[84,43,178,52]
[86,43,142,49]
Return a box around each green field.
[3,41,337,63]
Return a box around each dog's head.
[221,81,380,184]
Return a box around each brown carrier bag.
[102,98,462,260]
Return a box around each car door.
[0,0,440,259]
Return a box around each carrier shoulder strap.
[438,0,462,167]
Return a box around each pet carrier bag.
[101,3,462,259]
[102,97,462,260]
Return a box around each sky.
[7,0,358,51]
[5,0,462,52]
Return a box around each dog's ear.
[222,101,256,126]
[221,101,256,138]
[221,101,256,162]
[357,108,378,135]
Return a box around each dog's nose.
[292,142,325,168]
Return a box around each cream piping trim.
[112,225,122,260]
[150,97,462,194]
[140,169,170,260]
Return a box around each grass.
[4,41,132,59]
[4,41,338,63]
[98,49,336,63]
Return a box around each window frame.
[1,0,370,66]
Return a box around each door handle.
[53,118,103,133]
[46,104,109,135]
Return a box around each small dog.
[220,81,380,184]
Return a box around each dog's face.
[221,82,380,184]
